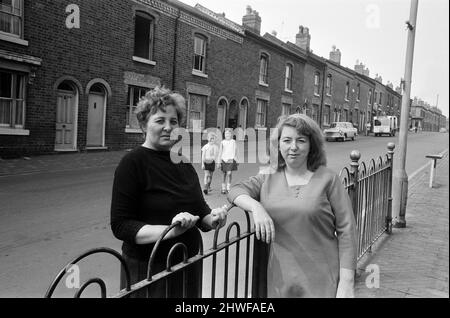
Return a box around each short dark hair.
[270,113,327,171]
[135,86,185,131]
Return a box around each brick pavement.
[355,153,449,298]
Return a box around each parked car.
[323,122,358,141]
[373,116,398,136]
[439,127,448,133]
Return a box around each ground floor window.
[256,99,267,127]
[312,104,319,123]
[126,85,149,129]
[188,93,207,131]
[0,70,26,129]
[281,103,291,116]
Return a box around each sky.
[181,0,449,117]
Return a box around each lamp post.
[392,0,419,228]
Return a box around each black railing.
[45,143,395,298]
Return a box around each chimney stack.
[375,74,383,83]
[242,5,261,34]
[295,25,311,51]
[329,45,341,64]
[354,60,365,74]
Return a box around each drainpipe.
[319,63,326,129]
[171,9,181,90]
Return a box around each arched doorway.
[87,83,107,147]
[55,81,78,151]
[228,100,238,129]
[217,98,227,132]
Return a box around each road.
[0,132,448,297]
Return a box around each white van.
[373,116,398,136]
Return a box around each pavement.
[1,147,448,298]
[355,152,449,298]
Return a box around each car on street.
[323,122,358,141]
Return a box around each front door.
[86,93,105,146]
[55,92,76,151]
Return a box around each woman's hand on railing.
[210,205,228,229]
[251,202,275,244]
[170,212,200,237]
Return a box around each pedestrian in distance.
[201,132,219,195]
[218,128,238,194]
[228,113,357,298]
[365,121,371,136]
[110,86,227,298]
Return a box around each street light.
[392,0,419,228]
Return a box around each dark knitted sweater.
[110,146,211,262]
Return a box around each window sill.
[132,56,156,66]
[125,128,142,134]
[191,70,208,78]
[255,127,267,131]
[326,94,332,97]
[0,127,30,135]
[0,32,28,46]
[284,88,293,94]
[259,82,269,87]
[314,93,320,97]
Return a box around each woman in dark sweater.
[110,87,227,298]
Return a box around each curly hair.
[270,113,327,171]
[135,86,185,131]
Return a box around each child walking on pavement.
[201,132,219,195]
[218,129,238,194]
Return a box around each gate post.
[386,142,396,234]
[349,150,361,219]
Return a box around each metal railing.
[339,143,395,260]
[45,143,395,298]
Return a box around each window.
[326,74,332,95]
[356,83,361,101]
[314,73,320,95]
[0,0,23,38]
[343,109,348,122]
[374,92,378,105]
[368,89,373,105]
[281,103,291,116]
[188,93,206,130]
[134,12,155,61]
[323,105,330,125]
[193,35,206,73]
[126,86,149,129]
[0,70,25,128]
[345,82,350,100]
[312,104,319,123]
[379,92,383,105]
[256,99,267,127]
[259,54,269,84]
[285,64,293,91]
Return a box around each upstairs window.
[314,73,320,95]
[134,12,155,61]
[326,74,332,95]
[379,92,383,105]
[0,0,23,38]
[368,89,373,105]
[0,69,25,128]
[285,64,293,91]
[193,35,207,73]
[345,82,350,100]
[356,83,361,100]
[259,54,269,85]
